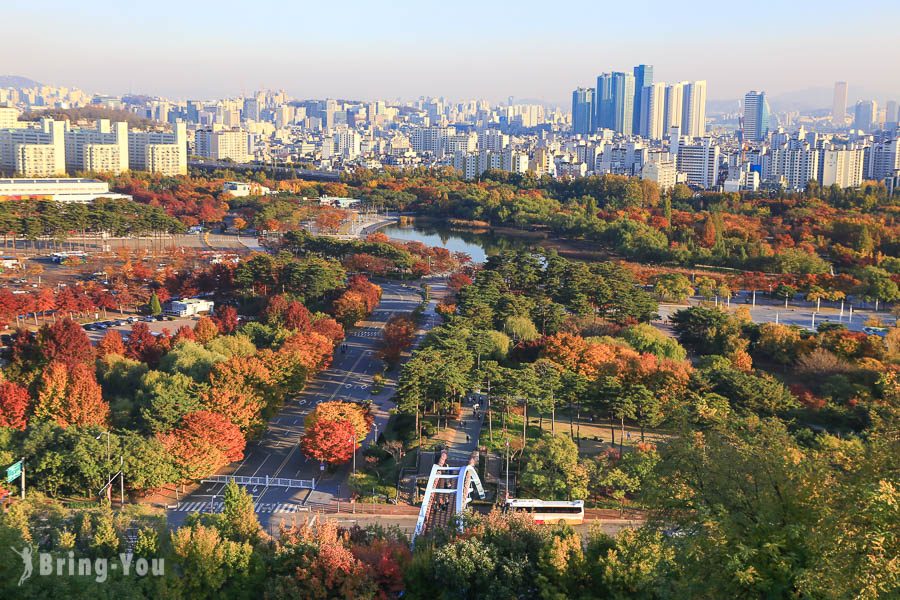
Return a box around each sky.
[5,0,900,106]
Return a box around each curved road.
[165,280,437,531]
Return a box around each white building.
[0,178,132,203]
[64,119,129,174]
[164,298,215,317]
[222,181,272,197]
[663,82,685,132]
[194,128,251,163]
[0,118,66,176]
[641,154,678,190]
[681,81,707,138]
[639,82,666,140]
[676,138,719,188]
[765,142,820,190]
[820,147,864,188]
[128,122,187,175]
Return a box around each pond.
[379,220,534,264]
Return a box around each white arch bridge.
[412,450,485,543]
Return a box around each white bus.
[504,499,585,525]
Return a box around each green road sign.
[6,460,22,483]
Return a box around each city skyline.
[6,0,900,104]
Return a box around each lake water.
[379,221,533,264]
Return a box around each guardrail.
[201,474,316,489]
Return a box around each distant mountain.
[0,75,42,89]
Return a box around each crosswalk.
[170,501,308,514]
[354,328,382,338]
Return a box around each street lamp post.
[505,440,510,499]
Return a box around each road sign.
[6,460,22,483]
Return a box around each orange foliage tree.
[159,410,246,480]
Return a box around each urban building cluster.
[570,71,900,193]
[1,76,898,195]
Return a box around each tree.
[170,524,255,598]
[194,316,219,344]
[380,314,416,364]
[857,266,900,311]
[37,318,94,366]
[149,291,162,316]
[653,273,694,303]
[300,418,357,465]
[755,323,802,366]
[503,315,540,343]
[33,361,109,427]
[213,305,239,334]
[138,370,203,434]
[159,410,246,480]
[622,323,687,361]
[0,381,30,429]
[520,434,589,501]
[220,480,260,543]
[305,401,372,442]
[96,329,126,357]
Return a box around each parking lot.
[82,315,202,343]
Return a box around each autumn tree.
[300,418,357,465]
[213,305,239,335]
[37,318,94,366]
[96,329,126,357]
[33,361,109,427]
[379,314,416,364]
[194,316,219,344]
[305,401,372,442]
[0,380,30,429]
[159,410,246,480]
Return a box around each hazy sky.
[6,0,900,105]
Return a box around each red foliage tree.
[300,418,356,465]
[379,315,416,364]
[96,329,126,357]
[0,381,31,429]
[284,301,312,332]
[158,410,246,480]
[311,317,345,346]
[38,318,94,366]
[213,305,239,335]
[172,324,197,344]
[193,316,219,344]
[125,322,163,366]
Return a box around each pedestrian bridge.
[412,450,485,544]
[201,474,316,489]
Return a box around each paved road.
[165,281,436,530]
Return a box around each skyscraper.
[832,82,848,126]
[682,81,707,138]
[594,71,635,135]
[595,73,613,131]
[742,91,770,142]
[854,100,877,132]
[632,65,653,135]
[571,87,594,135]
[886,100,898,126]
[663,82,685,132]
[639,82,666,139]
[611,72,635,135]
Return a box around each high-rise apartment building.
[820,147,865,188]
[853,100,877,132]
[766,142,820,190]
[0,118,66,176]
[663,82,685,132]
[676,137,719,188]
[832,82,848,126]
[0,106,20,130]
[638,82,666,140]
[632,65,653,135]
[571,87,594,135]
[681,81,707,138]
[742,91,770,142]
[128,122,188,175]
[595,72,634,135]
[194,128,251,163]
[64,119,129,174]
